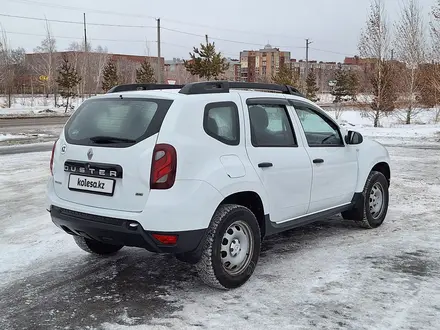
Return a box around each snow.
[0,133,29,142]
[1,125,440,329]
[0,95,85,117]
[328,108,440,146]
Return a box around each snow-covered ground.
[0,136,440,329]
[328,109,440,146]
[0,133,29,142]
[0,95,84,117]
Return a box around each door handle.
[313,159,324,164]
[258,162,273,168]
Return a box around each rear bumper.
[49,205,206,254]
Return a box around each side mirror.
[345,130,363,145]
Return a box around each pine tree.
[347,71,359,101]
[305,70,319,101]
[136,58,157,83]
[331,69,358,103]
[332,68,350,103]
[102,59,119,92]
[184,41,229,81]
[272,64,300,87]
[56,54,81,113]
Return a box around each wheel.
[342,171,389,229]
[195,204,261,289]
[73,236,123,256]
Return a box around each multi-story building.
[240,44,291,82]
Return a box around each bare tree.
[428,0,440,122]
[0,28,26,107]
[394,0,427,124]
[359,0,397,127]
[33,19,57,103]
[117,58,137,84]
[67,41,86,98]
[91,46,109,94]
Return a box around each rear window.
[64,98,173,147]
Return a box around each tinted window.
[204,102,239,145]
[248,104,296,147]
[65,98,173,147]
[294,105,343,147]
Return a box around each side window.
[204,102,239,145]
[248,104,297,147]
[294,105,343,147]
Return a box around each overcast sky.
[1,0,437,62]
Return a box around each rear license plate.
[68,174,115,196]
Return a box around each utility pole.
[157,18,162,83]
[391,49,394,61]
[83,13,90,97]
[305,39,313,80]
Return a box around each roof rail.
[178,81,304,97]
[107,83,184,93]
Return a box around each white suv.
[46,81,391,289]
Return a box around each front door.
[243,98,313,223]
[289,100,358,213]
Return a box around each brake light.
[150,143,177,189]
[152,234,178,245]
[50,139,58,176]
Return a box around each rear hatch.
[53,96,174,212]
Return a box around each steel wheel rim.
[220,220,254,276]
[369,182,385,219]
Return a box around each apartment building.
[240,44,291,82]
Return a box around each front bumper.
[50,205,206,254]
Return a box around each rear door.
[52,96,174,212]
[243,97,313,223]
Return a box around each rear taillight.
[50,139,58,176]
[150,143,177,189]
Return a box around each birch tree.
[68,41,91,98]
[359,0,397,127]
[428,0,440,122]
[33,19,57,103]
[394,0,427,124]
[92,46,109,94]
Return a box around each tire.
[195,204,261,290]
[342,171,389,229]
[73,236,123,256]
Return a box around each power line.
[160,27,302,49]
[1,13,304,49]
[5,0,306,41]
[1,12,357,58]
[2,30,194,50]
[0,13,155,28]
[6,0,157,20]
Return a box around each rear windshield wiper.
[89,136,137,144]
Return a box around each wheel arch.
[371,162,390,186]
[220,191,266,238]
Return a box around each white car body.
[46,81,391,280]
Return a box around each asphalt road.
[0,116,69,127]
[0,116,67,153]
[1,145,440,329]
